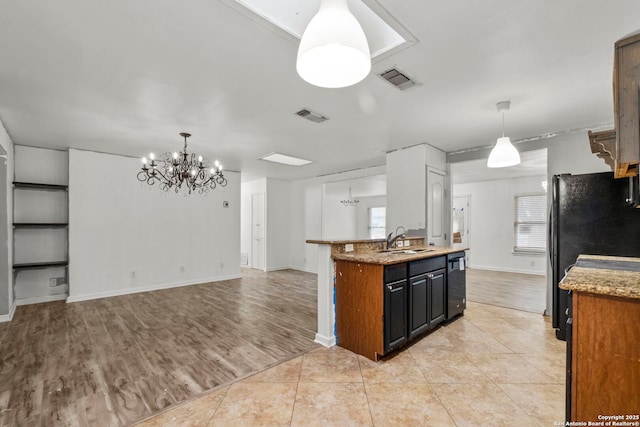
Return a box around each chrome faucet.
[386,226,407,249]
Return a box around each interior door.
[251,193,265,271]
[427,168,446,246]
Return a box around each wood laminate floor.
[0,268,318,426]
[466,268,547,314]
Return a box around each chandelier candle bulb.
[137,132,227,194]
[149,153,155,161]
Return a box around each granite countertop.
[559,254,640,299]
[332,245,468,265]
[306,237,424,245]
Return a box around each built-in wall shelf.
[13,223,68,229]
[13,261,69,271]
[11,147,70,304]
[13,181,68,191]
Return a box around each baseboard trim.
[15,294,67,306]
[0,301,16,322]
[470,266,546,276]
[289,266,317,274]
[67,273,242,303]
[314,333,336,347]
[265,266,289,272]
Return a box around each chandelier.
[341,187,360,207]
[137,132,227,194]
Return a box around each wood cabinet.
[335,255,450,361]
[568,291,640,421]
[613,31,640,178]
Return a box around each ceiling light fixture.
[487,101,521,168]
[341,187,360,207]
[259,152,313,166]
[138,132,226,194]
[297,0,371,88]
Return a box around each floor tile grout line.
[287,352,305,427]
[205,385,231,427]
[405,349,461,426]
[356,352,376,427]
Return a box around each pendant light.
[297,0,371,88]
[487,101,521,168]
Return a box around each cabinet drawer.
[385,263,407,283]
[409,256,446,276]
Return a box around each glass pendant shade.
[487,136,521,168]
[296,0,371,88]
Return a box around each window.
[514,194,547,252]
[368,207,386,239]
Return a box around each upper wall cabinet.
[613,31,640,178]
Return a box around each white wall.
[355,195,386,238]
[0,121,13,319]
[266,179,291,271]
[68,149,240,302]
[386,145,426,235]
[288,165,386,273]
[240,178,266,267]
[454,175,547,275]
[321,187,358,240]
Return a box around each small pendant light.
[487,101,521,168]
[296,0,371,89]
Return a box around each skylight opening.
[259,152,313,166]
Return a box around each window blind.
[514,194,547,252]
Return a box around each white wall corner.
[0,301,16,322]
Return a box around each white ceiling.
[1,1,638,182]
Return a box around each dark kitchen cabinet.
[428,268,446,327]
[408,273,428,338]
[384,277,408,353]
[384,263,408,353]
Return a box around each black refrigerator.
[550,171,640,340]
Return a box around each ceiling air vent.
[379,68,417,90]
[295,109,329,123]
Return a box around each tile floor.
[136,302,566,426]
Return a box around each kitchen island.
[559,254,640,423]
[333,245,467,360]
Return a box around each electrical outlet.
[130,271,136,279]
[220,262,224,269]
[403,240,410,247]
[180,266,185,273]
[49,278,57,287]
[345,244,354,252]
[530,261,535,267]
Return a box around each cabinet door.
[385,280,407,353]
[429,268,446,327]
[409,274,429,338]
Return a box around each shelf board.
[13,182,68,191]
[13,223,68,229]
[13,261,68,271]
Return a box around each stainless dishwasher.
[446,252,466,320]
